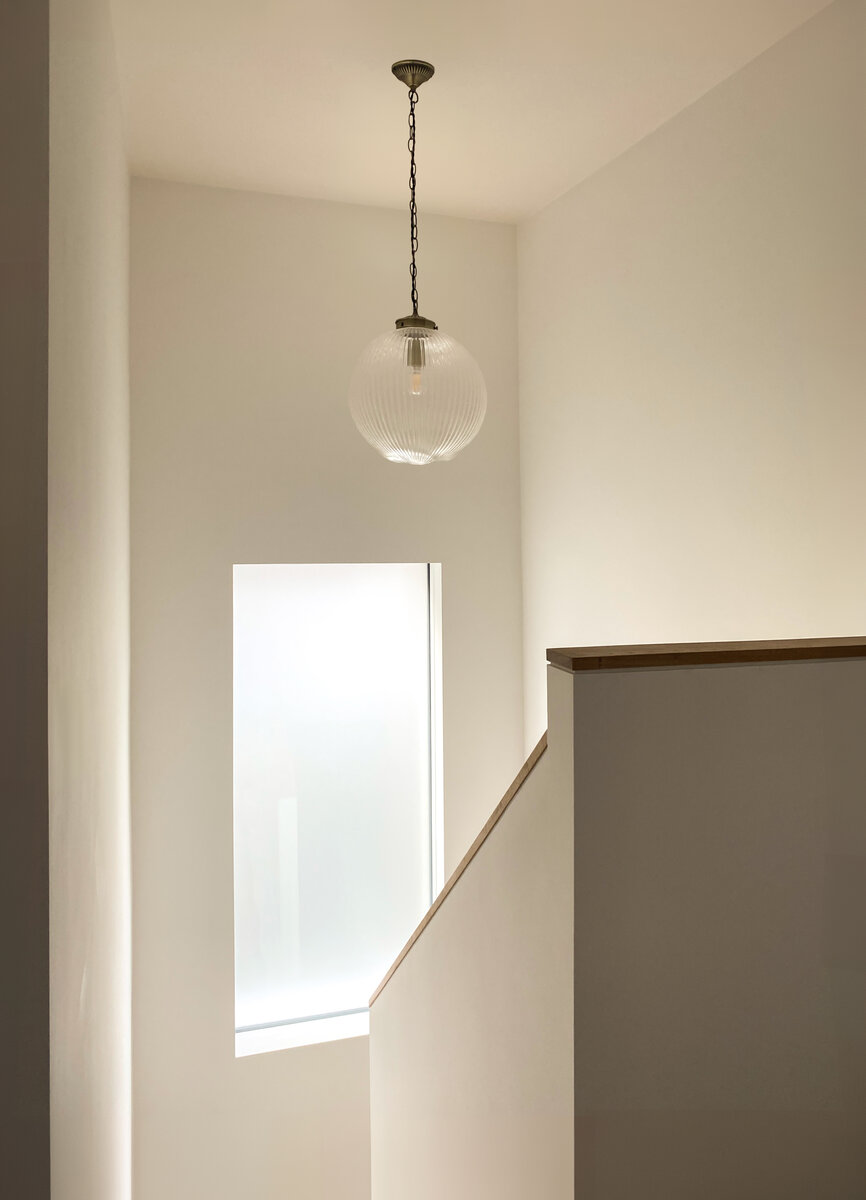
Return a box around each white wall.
[130,178,524,1200]
[48,0,131,1197]
[518,0,866,744]
[370,667,573,1200]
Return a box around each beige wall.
[570,656,866,1195]
[48,0,131,1197]
[0,2,50,1193]
[518,0,866,745]
[130,177,524,1200]
[370,667,574,1200]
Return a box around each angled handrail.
[369,731,548,1006]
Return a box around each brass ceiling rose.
[391,60,435,90]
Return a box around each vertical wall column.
[48,0,132,1195]
[0,1,50,1195]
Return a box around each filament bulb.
[407,334,426,397]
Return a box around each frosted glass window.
[233,563,441,1053]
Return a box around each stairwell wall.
[130,177,524,1200]
[370,666,574,1200]
[518,0,866,746]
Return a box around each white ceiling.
[111,0,832,222]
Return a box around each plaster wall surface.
[0,2,49,1193]
[48,0,132,1196]
[518,0,866,745]
[130,177,524,1199]
[571,656,866,1195]
[370,665,574,1200]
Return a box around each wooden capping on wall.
[369,733,548,1006]
[547,635,866,673]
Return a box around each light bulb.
[410,370,423,396]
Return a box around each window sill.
[235,1009,370,1057]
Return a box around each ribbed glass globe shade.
[349,327,486,464]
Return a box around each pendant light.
[349,60,487,465]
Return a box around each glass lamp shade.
[349,326,486,464]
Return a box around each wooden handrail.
[547,635,866,673]
[369,732,548,1006]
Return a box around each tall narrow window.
[233,563,442,1054]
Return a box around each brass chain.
[407,88,419,315]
